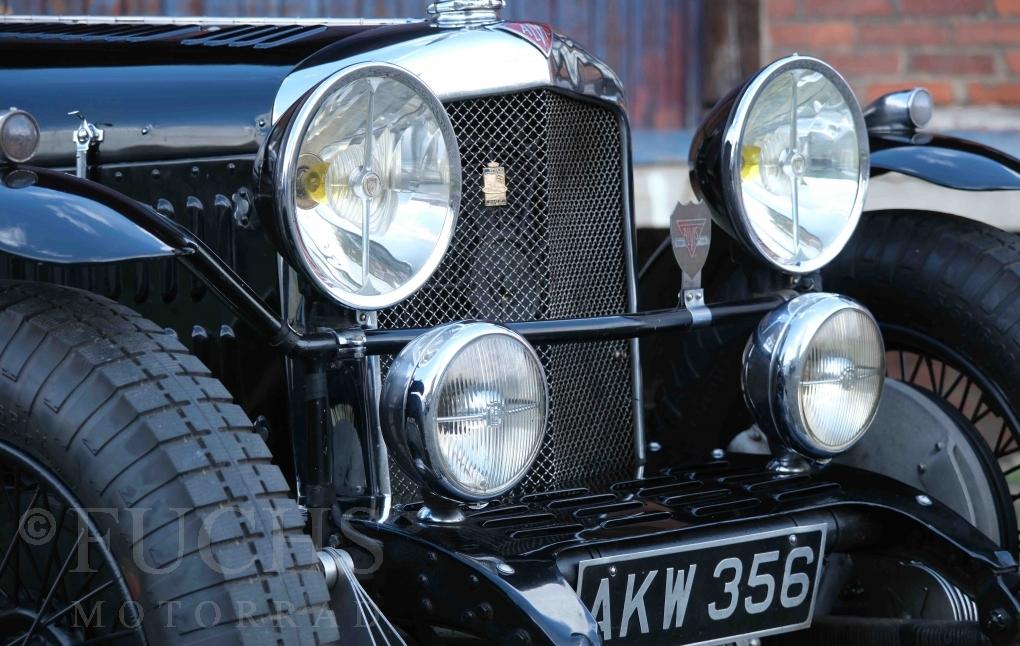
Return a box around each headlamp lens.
[382,322,548,501]
[0,110,40,163]
[434,332,547,497]
[799,307,884,451]
[286,65,460,309]
[739,67,862,270]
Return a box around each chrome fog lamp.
[743,293,885,459]
[0,108,40,164]
[690,55,869,274]
[276,62,461,310]
[381,322,548,501]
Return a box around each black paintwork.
[0,22,418,167]
[870,132,1020,191]
[1,20,1020,640]
[351,455,1020,644]
[0,166,174,262]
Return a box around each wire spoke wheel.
[0,441,141,646]
[883,323,1020,547]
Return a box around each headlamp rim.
[722,55,870,275]
[276,61,462,309]
[381,321,549,501]
[744,293,885,459]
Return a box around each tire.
[824,210,1020,551]
[0,281,338,644]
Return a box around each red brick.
[805,0,892,15]
[911,53,996,74]
[858,21,949,45]
[819,52,903,75]
[768,0,800,18]
[903,0,988,14]
[968,82,1020,104]
[954,21,1020,43]
[1006,50,1020,72]
[770,21,856,48]
[995,0,1020,14]
[865,81,955,104]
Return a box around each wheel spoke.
[0,486,40,581]
[973,398,994,425]
[908,352,925,385]
[942,369,966,402]
[39,578,115,631]
[39,495,70,611]
[996,420,1012,456]
[13,528,85,646]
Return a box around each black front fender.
[0,165,182,263]
[870,132,1020,191]
[0,165,348,357]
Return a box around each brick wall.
[762,0,1020,109]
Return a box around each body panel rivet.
[497,563,515,576]
[916,494,932,506]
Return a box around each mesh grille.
[379,90,635,503]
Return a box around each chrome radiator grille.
[379,90,635,502]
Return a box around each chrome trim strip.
[0,15,419,26]
[272,26,625,122]
[359,311,393,522]
[619,113,646,472]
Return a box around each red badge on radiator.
[498,22,554,57]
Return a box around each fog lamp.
[0,108,40,164]
[381,322,548,501]
[742,293,884,459]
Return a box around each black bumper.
[349,456,1020,645]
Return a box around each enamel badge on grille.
[482,161,508,207]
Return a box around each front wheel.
[825,210,1020,554]
[0,282,338,644]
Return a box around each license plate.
[575,524,826,645]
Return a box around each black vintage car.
[2,1,1020,644]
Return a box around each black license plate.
[576,524,826,645]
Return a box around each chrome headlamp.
[690,55,869,274]
[0,108,40,164]
[275,62,461,309]
[743,293,885,459]
[381,322,548,501]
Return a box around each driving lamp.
[742,293,885,459]
[0,108,40,164]
[276,62,461,309]
[381,322,548,502]
[690,55,869,274]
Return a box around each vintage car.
[2,0,1020,644]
